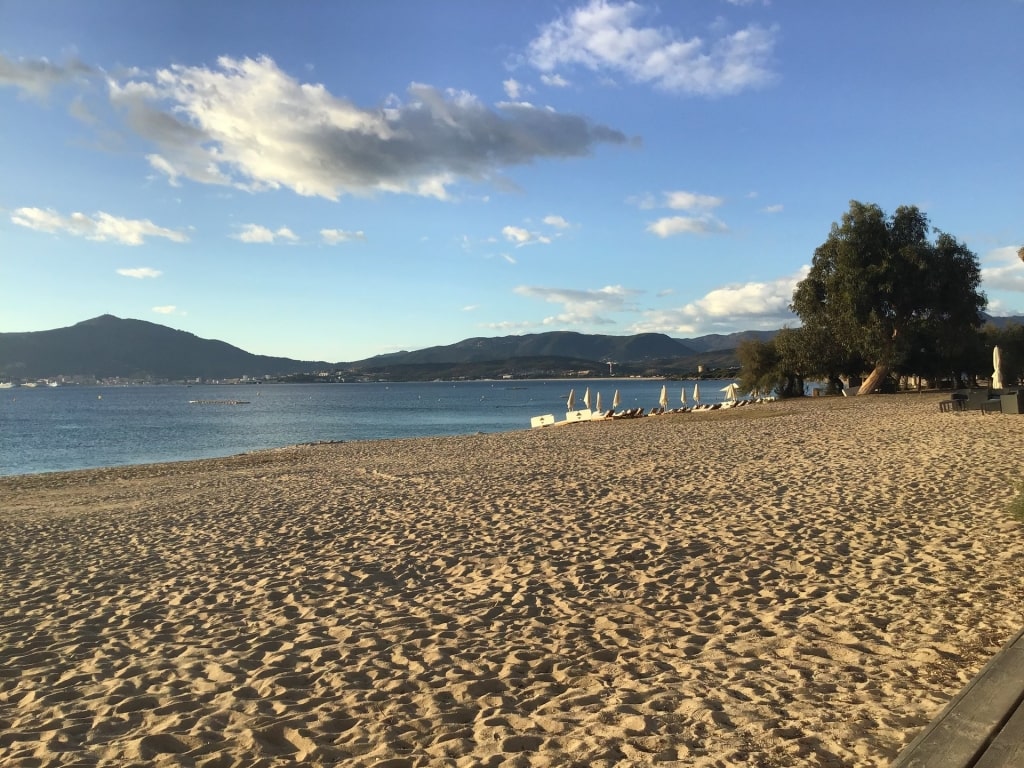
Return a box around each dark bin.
[1001,391,1024,414]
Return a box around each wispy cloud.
[501,215,573,247]
[117,267,162,279]
[10,207,188,245]
[514,284,640,325]
[540,73,571,88]
[761,203,784,214]
[502,78,530,99]
[502,225,551,247]
[665,191,724,210]
[320,228,366,245]
[641,189,727,236]
[151,305,182,315]
[647,215,727,237]
[232,224,299,244]
[98,55,628,201]
[527,0,778,95]
[631,267,808,334]
[0,53,94,98]
[543,214,571,229]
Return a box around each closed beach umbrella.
[567,388,575,411]
[993,346,1004,390]
[583,387,591,410]
[596,392,602,413]
[612,389,621,409]
[659,384,668,410]
[693,382,701,405]
[721,382,740,402]
[680,387,687,407]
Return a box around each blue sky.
[2,0,1022,362]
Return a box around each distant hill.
[984,313,1024,330]
[357,331,699,366]
[4,314,1018,382]
[0,315,329,380]
[0,316,780,381]
[349,329,778,379]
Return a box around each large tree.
[791,201,986,395]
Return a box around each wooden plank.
[892,628,1024,768]
[973,700,1024,768]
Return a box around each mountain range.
[0,315,775,381]
[2,313,1020,382]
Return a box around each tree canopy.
[790,201,986,394]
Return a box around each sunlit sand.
[2,394,1022,766]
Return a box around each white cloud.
[10,207,188,245]
[152,305,179,315]
[515,284,640,325]
[665,190,723,210]
[503,225,532,244]
[527,0,778,95]
[321,228,366,245]
[647,214,727,237]
[631,267,807,334]
[233,224,300,244]
[502,225,552,247]
[543,214,571,229]
[503,78,529,99]
[981,245,1024,293]
[105,55,628,201]
[117,267,162,279]
[761,203,784,214]
[541,73,571,88]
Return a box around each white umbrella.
[721,382,740,402]
[596,392,603,413]
[612,389,621,409]
[993,346,1004,390]
[583,387,591,410]
[566,388,576,411]
[680,387,687,407]
[659,384,668,410]
[693,382,701,405]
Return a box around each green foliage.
[790,201,986,385]
[737,336,804,398]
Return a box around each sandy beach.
[2,393,1022,767]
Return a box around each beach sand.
[2,393,1022,767]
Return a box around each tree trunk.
[857,363,890,395]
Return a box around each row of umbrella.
[567,382,742,412]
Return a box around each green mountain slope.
[0,315,329,380]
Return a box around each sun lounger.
[564,409,592,422]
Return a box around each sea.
[0,379,739,477]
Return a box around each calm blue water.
[0,379,737,476]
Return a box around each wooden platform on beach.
[892,627,1024,767]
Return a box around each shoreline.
[3,393,1023,766]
